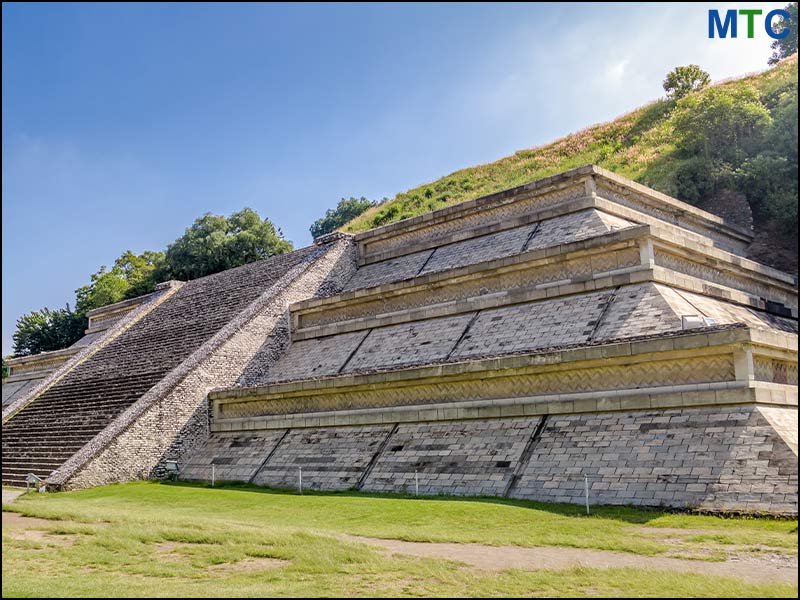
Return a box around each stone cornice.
[5,346,81,372]
[210,382,795,433]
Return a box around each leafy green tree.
[75,250,165,315]
[768,2,798,65]
[735,90,798,231]
[12,306,86,357]
[2,357,9,379]
[159,208,293,281]
[672,84,772,164]
[662,65,711,100]
[310,197,375,238]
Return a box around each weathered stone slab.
[511,406,798,513]
[361,418,541,497]
[180,430,287,482]
[252,425,394,490]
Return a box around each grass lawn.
[2,481,797,597]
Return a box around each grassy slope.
[343,56,797,246]
[2,482,797,597]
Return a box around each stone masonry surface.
[759,405,799,455]
[179,430,287,482]
[1,239,356,488]
[511,405,798,513]
[261,330,369,383]
[346,208,636,292]
[361,418,541,497]
[2,380,38,408]
[193,406,797,511]
[417,222,537,276]
[252,425,394,491]
[57,238,356,490]
[341,314,475,373]
[451,290,613,358]
[255,282,794,386]
[523,209,634,252]
[344,250,432,292]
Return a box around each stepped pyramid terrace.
[2,166,797,512]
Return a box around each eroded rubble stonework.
[3,166,797,512]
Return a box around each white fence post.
[584,474,590,515]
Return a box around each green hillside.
[343,56,798,273]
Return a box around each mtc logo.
[708,8,792,39]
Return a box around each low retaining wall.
[182,402,798,513]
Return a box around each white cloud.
[605,59,631,83]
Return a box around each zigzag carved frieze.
[654,250,797,310]
[217,354,736,420]
[754,356,798,385]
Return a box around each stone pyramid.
[3,166,797,513]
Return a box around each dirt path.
[342,534,798,586]
[2,489,26,504]
[2,511,79,546]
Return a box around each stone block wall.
[252,425,394,491]
[185,405,797,513]
[259,281,796,388]
[346,208,635,292]
[360,418,541,496]
[512,405,798,513]
[451,291,612,358]
[179,431,287,482]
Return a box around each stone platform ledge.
[5,346,82,378]
[356,192,766,275]
[292,228,796,340]
[291,264,794,343]
[598,198,795,287]
[296,224,647,311]
[353,165,752,256]
[293,238,648,339]
[210,381,796,433]
[214,326,795,399]
[210,327,796,424]
[359,195,601,265]
[84,292,157,334]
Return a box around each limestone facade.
[2,166,797,513]
[190,166,797,513]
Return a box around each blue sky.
[2,2,787,354]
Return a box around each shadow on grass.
[159,479,673,525]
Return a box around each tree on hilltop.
[663,65,711,100]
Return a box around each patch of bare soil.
[206,557,290,573]
[153,541,192,561]
[341,534,798,586]
[152,541,290,572]
[2,512,77,547]
[630,526,797,561]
